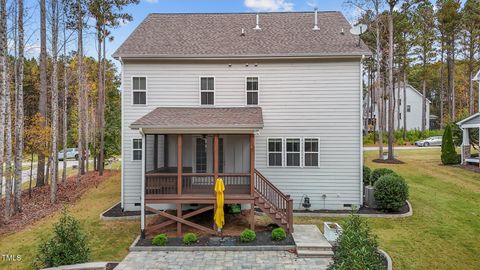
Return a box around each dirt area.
[0,170,117,235]
[454,164,480,173]
[295,201,410,215]
[372,158,405,164]
[103,202,155,217]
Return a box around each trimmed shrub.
[441,124,460,165]
[369,168,396,186]
[374,174,409,211]
[240,229,256,243]
[363,166,372,184]
[271,227,287,241]
[330,214,383,270]
[182,233,198,245]
[152,234,168,246]
[33,210,90,269]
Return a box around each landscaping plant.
[374,174,409,212]
[369,168,396,186]
[441,124,460,165]
[182,232,198,245]
[240,229,256,243]
[152,234,168,246]
[33,210,90,269]
[330,214,384,270]
[363,166,372,184]
[271,227,287,241]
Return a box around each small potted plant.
[323,222,342,242]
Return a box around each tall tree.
[77,0,86,182]
[0,0,6,210]
[37,0,48,187]
[62,2,69,185]
[50,0,60,203]
[413,0,435,131]
[15,0,25,213]
[386,0,399,160]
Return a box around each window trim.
[303,137,320,167]
[199,76,216,106]
[132,138,142,162]
[131,76,148,106]
[267,137,284,167]
[285,137,301,167]
[245,76,260,106]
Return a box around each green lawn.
[1,149,479,269]
[297,148,480,270]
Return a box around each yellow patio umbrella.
[214,178,225,231]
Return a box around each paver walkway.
[115,250,332,270]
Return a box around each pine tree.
[441,124,459,165]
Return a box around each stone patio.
[114,250,332,270]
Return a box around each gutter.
[112,53,372,61]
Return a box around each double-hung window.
[246,77,258,105]
[132,139,142,161]
[132,77,146,105]
[304,138,319,167]
[268,138,283,167]
[200,77,215,105]
[286,138,301,167]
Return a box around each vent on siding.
[134,203,141,206]
[343,204,352,208]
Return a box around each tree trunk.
[397,71,401,131]
[36,0,47,188]
[76,0,85,183]
[62,10,68,186]
[50,0,59,203]
[96,27,103,174]
[99,25,106,175]
[14,0,24,213]
[375,3,383,159]
[387,8,394,160]
[403,71,407,140]
[440,38,445,129]
[29,152,33,198]
[0,0,6,207]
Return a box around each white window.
[132,139,142,161]
[267,138,283,167]
[132,77,146,105]
[246,77,258,105]
[407,105,411,112]
[286,138,301,167]
[200,77,214,105]
[304,138,319,167]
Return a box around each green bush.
[441,124,460,165]
[363,166,371,184]
[182,233,198,245]
[330,214,383,270]
[369,168,396,186]
[271,227,287,241]
[33,210,90,269]
[152,234,168,246]
[374,174,409,211]
[240,229,256,243]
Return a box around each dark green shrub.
[33,210,90,269]
[374,174,409,211]
[330,214,383,270]
[182,233,198,245]
[271,227,286,241]
[369,168,396,186]
[363,166,371,184]
[152,234,168,246]
[240,229,256,243]
[441,124,460,165]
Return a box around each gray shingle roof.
[130,107,264,129]
[113,12,371,58]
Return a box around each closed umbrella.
[214,178,225,231]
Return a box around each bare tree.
[50,0,60,203]
[14,0,25,213]
[62,3,68,186]
[77,0,86,182]
[0,0,6,209]
[387,0,398,160]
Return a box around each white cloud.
[145,0,158,3]
[306,0,317,8]
[244,0,294,12]
[119,19,131,27]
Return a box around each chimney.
[313,8,320,31]
[253,13,261,30]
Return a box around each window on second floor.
[407,105,411,112]
[246,77,258,105]
[132,77,146,105]
[200,77,215,105]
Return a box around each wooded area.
[0,0,136,222]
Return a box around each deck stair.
[253,169,294,233]
[292,224,334,259]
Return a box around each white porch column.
[462,128,470,165]
[140,129,146,238]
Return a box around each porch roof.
[457,113,480,128]
[130,107,264,130]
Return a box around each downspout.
[120,57,125,209]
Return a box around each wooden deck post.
[250,203,255,230]
[164,135,169,168]
[250,134,255,196]
[177,135,183,236]
[176,203,182,237]
[154,135,158,170]
[140,130,146,238]
[214,134,219,181]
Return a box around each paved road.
[116,251,331,270]
[363,146,440,151]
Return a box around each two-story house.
[113,11,371,237]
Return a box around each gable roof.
[405,84,431,104]
[457,112,480,127]
[130,107,264,130]
[113,12,372,59]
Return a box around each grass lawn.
[297,148,480,270]
[0,170,138,270]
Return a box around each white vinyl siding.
[132,77,146,105]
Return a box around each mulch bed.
[453,164,480,173]
[372,158,405,164]
[0,170,117,235]
[295,201,410,215]
[103,202,155,217]
[136,231,295,247]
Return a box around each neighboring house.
[113,11,371,237]
[365,84,430,131]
